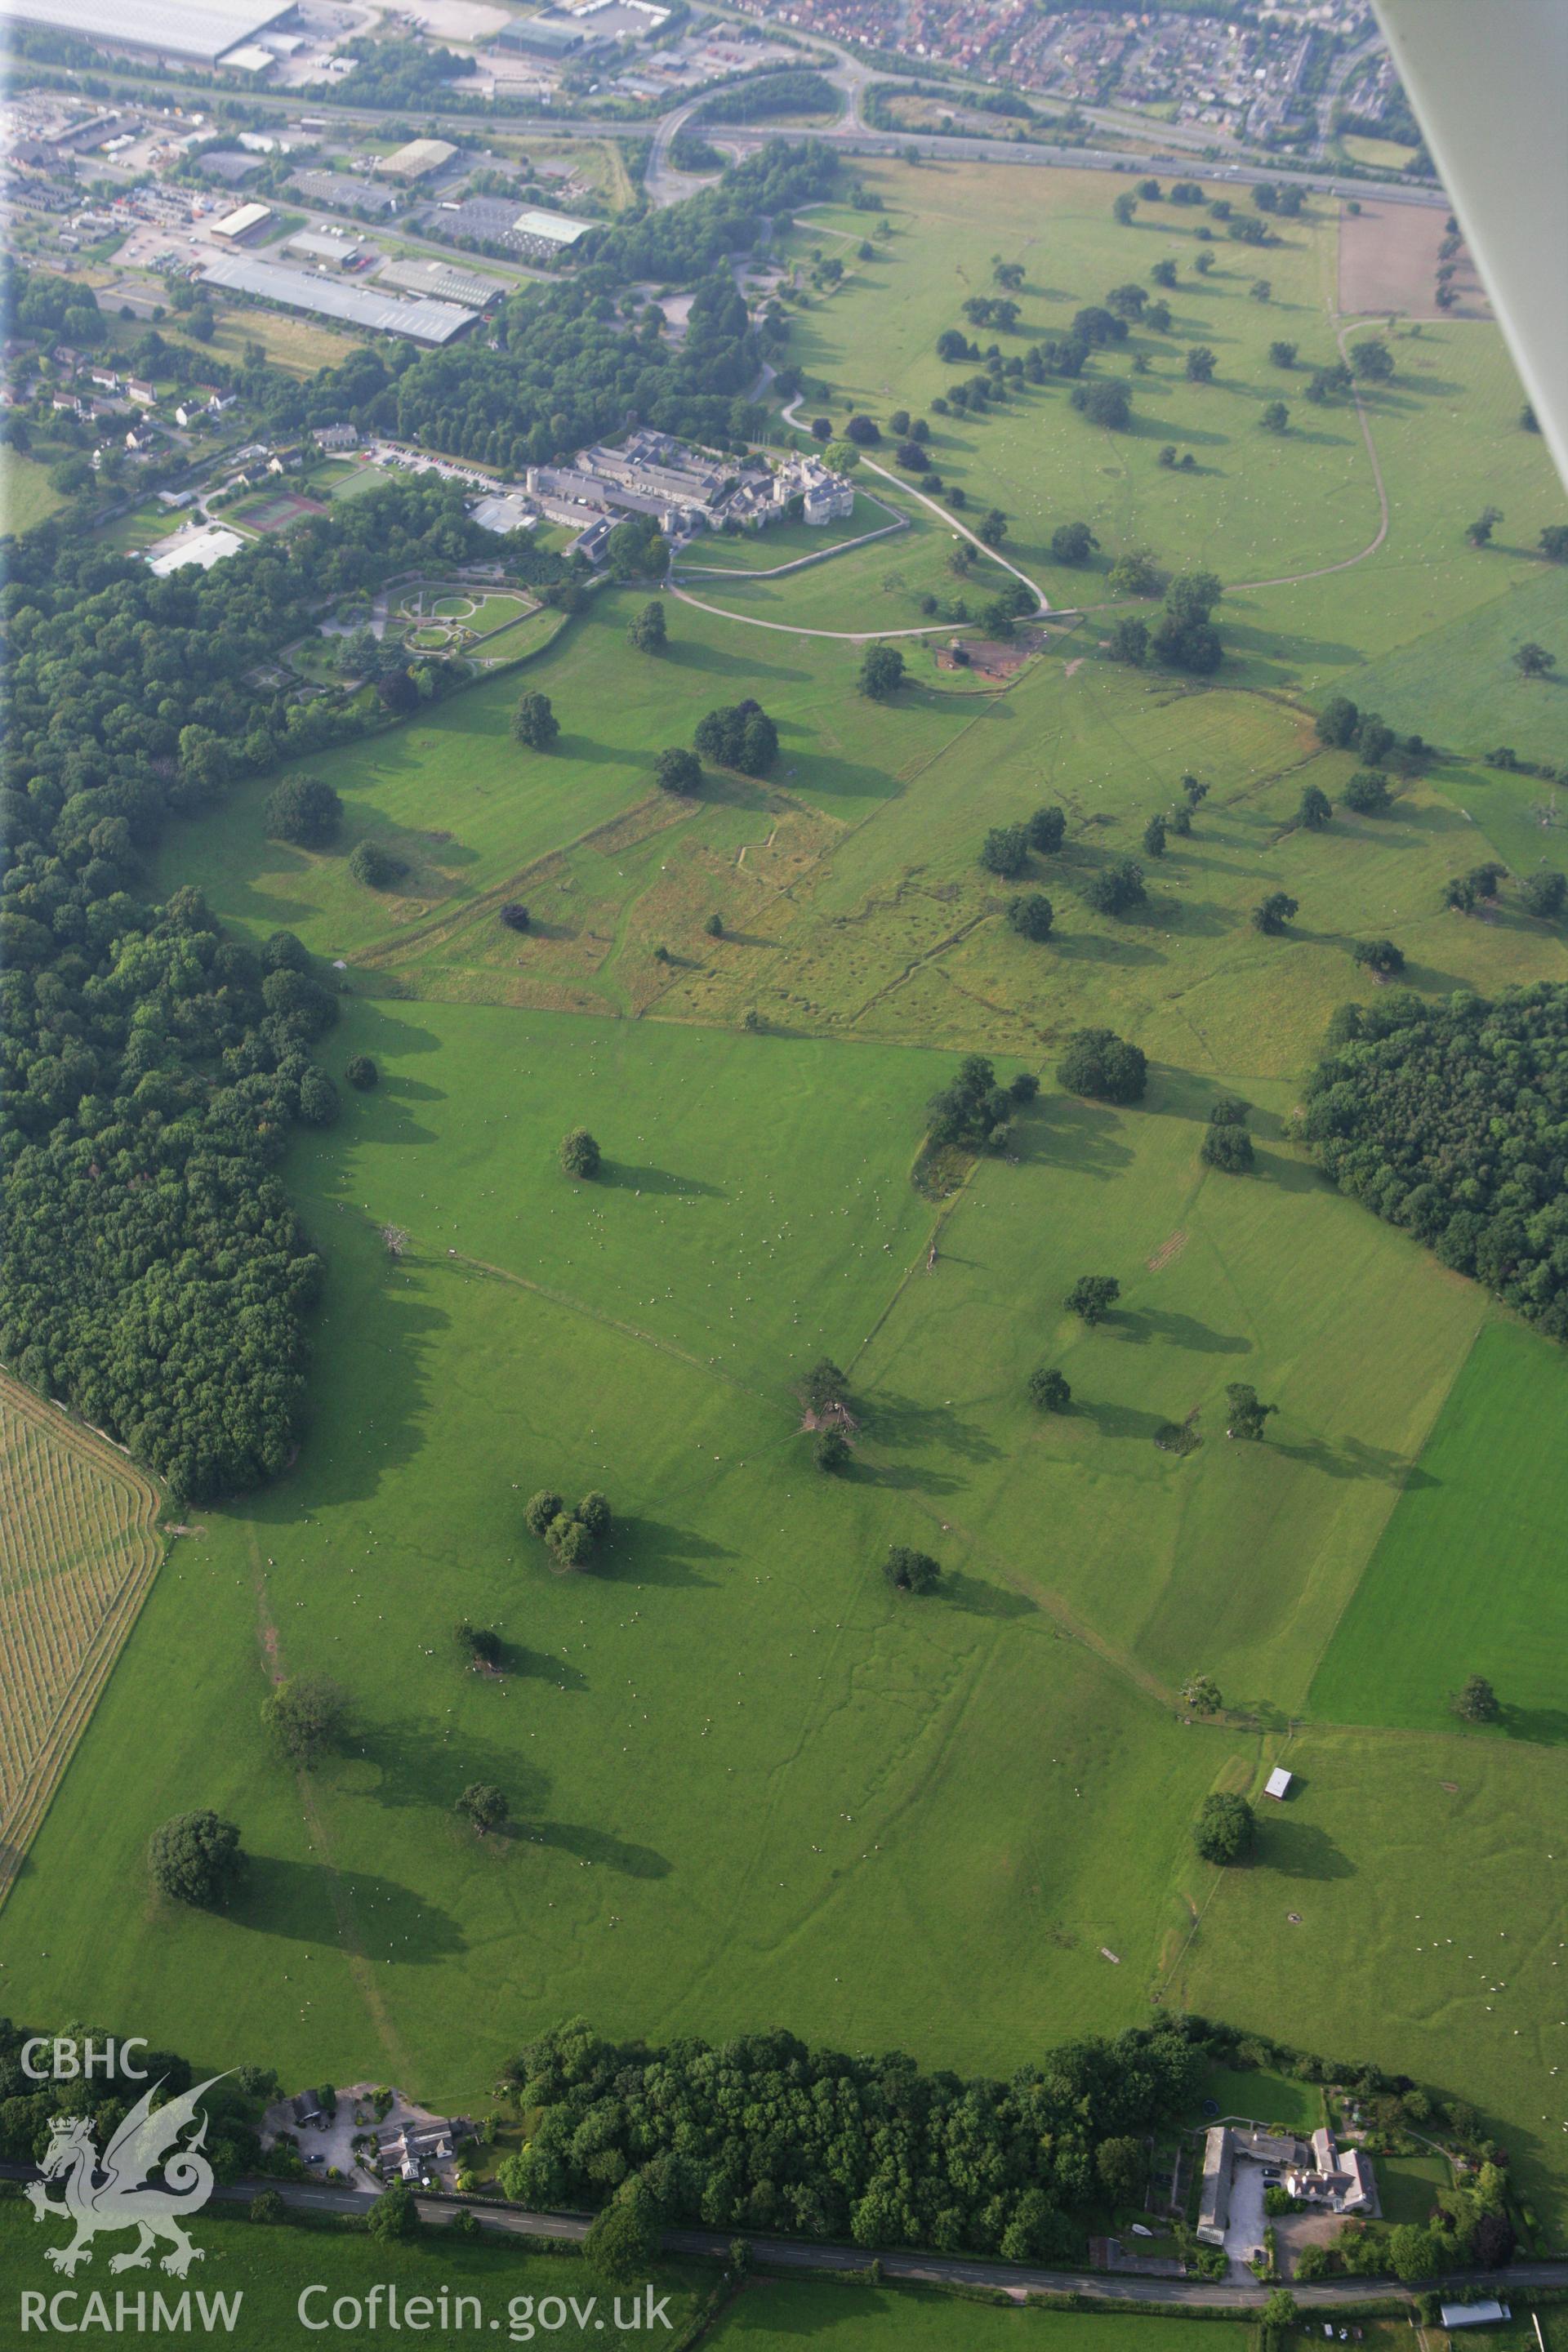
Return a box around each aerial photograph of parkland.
[1,0,1566,2342]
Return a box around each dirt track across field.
[1339,198,1492,321]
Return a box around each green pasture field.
[1310,1317,1568,1737]
[1329,555,1568,769]
[674,490,903,572]
[1374,2150,1452,2225]
[673,491,1018,635]
[773,164,1566,697]
[0,999,1222,2098]
[151,589,1003,962]
[1199,2065,1324,2134]
[0,2200,708,2350]
[1172,1726,1568,2234]
[710,2285,1250,2350]
[12,153,1568,2263]
[0,445,65,534]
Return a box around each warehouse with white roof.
[5,0,296,65]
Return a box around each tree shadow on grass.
[846,1453,967,1496]
[1269,1436,1433,1487]
[227,1855,468,1958]
[941,1568,1036,1619]
[359,1722,554,1820]
[1501,1703,1568,1746]
[1018,1098,1135,1179]
[1076,1397,1174,1441]
[599,1160,727,1199]
[1112,1307,1252,1354]
[865,1390,1003,1465]
[523,1820,670,1878]
[1258,1819,1355,1882]
[609,1513,734,1588]
[659,635,811,686]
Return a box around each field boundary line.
[439,1245,789,1411]
[0,1371,164,1909]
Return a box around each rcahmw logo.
[24,2069,227,2283]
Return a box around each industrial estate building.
[6,0,295,64]
[198,254,474,345]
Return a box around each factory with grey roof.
[198,254,475,345]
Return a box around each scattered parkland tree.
[1201,1114,1254,1174]
[1466,506,1502,548]
[1142,813,1168,858]
[1521,868,1567,920]
[1193,250,1214,275]
[1193,1790,1254,1865]
[1027,1365,1071,1414]
[457,1784,510,1835]
[349,839,408,891]
[1512,641,1557,680]
[1352,938,1405,978]
[814,1428,850,1473]
[627,600,667,653]
[884,1544,942,1595]
[1109,616,1150,666]
[261,1675,348,1768]
[544,1493,609,1570]
[1315,696,1360,748]
[265,776,341,847]
[1348,338,1394,382]
[1051,520,1098,565]
[1541,525,1568,562]
[525,1489,565,1537]
[346,1055,378,1089]
[1080,858,1148,918]
[1027,804,1067,853]
[1070,381,1132,431]
[859,644,906,699]
[979,824,1031,879]
[844,413,881,445]
[1107,549,1160,597]
[1260,401,1289,434]
[1006,893,1054,942]
[457,1621,502,1670]
[1249,278,1272,304]
[512,690,559,750]
[655,746,703,795]
[1185,345,1217,384]
[1267,340,1298,368]
[1454,1673,1499,1725]
[926,1054,1029,1154]
[801,1357,849,1415]
[1343,769,1393,815]
[1058,1027,1147,1103]
[1252,890,1298,935]
[1111,191,1137,226]
[695,702,778,776]
[1152,571,1223,675]
[559,1127,602,1178]
[1065,1274,1120,1325]
[978,507,1009,547]
[1225,1381,1276,1439]
[1182,1673,1223,1715]
[1182,775,1209,808]
[500,902,531,932]
[1150,258,1178,288]
[149,1810,243,1909]
[1297,783,1333,830]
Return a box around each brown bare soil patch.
[1339,199,1492,322]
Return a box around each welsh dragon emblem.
[25,2076,225,2277]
